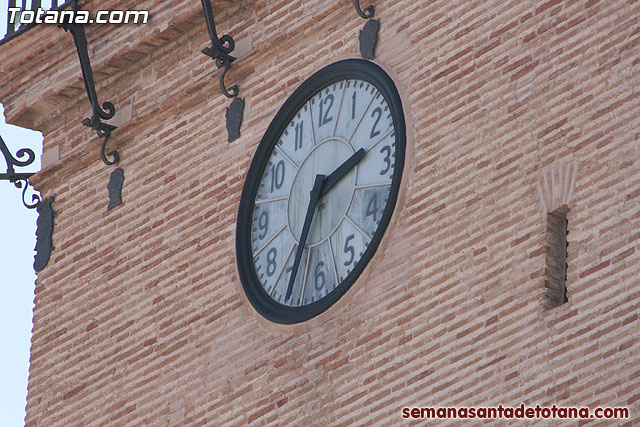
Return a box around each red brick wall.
[1,0,638,425]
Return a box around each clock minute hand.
[319,148,366,198]
[285,173,325,301]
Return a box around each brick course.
[1,0,639,425]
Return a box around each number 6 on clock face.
[237,59,406,324]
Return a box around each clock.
[236,59,405,324]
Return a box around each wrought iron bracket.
[60,0,119,165]
[0,134,40,209]
[354,0,375,19]
[200,0,239,98]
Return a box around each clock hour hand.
[286,173,325,301]
[319,148,366,198]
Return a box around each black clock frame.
[236,58,406,324]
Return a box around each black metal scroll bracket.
[200,0,239,98]
[60,1,119,165]
[354,0,375,19]
[0,134,40,209]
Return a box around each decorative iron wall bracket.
[0,134,40,209]
[354,0,375,19]
[200,0,239,98]
[60,1,119,165]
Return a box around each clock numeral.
[366,192,379,222]
[266,247,278,277]
[314,261,326,291]
[370,107,382,139]
[270,160,285,192]
[343,234,355,267]
[318,94,335,127]
[295,122,303,151]
[351,91,357,120]
[380,145,392,175]
[257,211,269,240]
[347,187,391,239]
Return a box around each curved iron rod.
[201,0,236,55]
[99,128,119,166]
[1,135,36,172]
[82,118,119,165]
[218,58,239,98]
[1,134,40,208]
[1,146,35,171]
[61,4,119,165]
[354,0,375,19]
[64,23,116,121]
[218,35,235,55]
[98,101,116,121]
[16,178,41,209]
[201,0,220,47]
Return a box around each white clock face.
[237,59,405,324]
[250,78,397,307]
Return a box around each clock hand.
[319,148,366,198]
[285,149,366,301]
[285,173,325,301]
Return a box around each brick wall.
[1,0,638,425]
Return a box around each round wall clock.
[237,59,406,324]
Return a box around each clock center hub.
[288,139,356,246]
